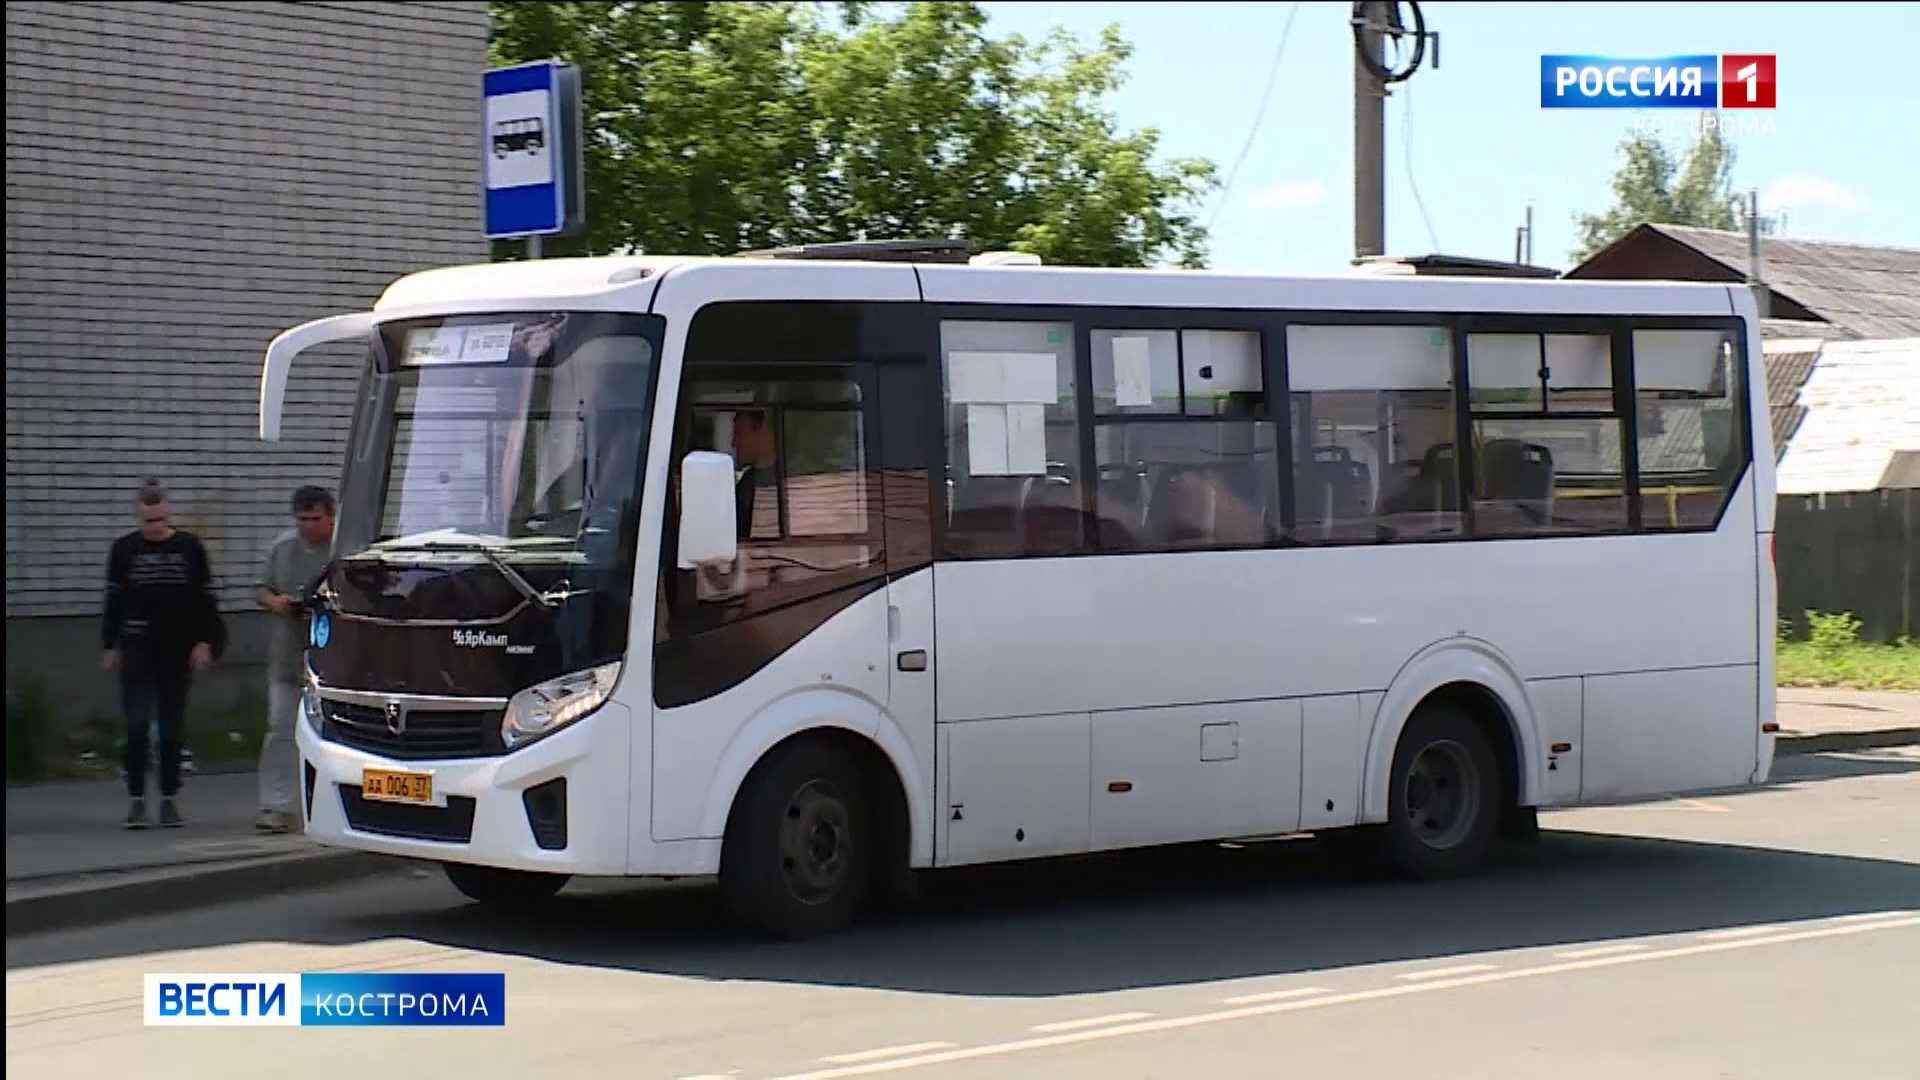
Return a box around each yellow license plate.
[362,767,433,804]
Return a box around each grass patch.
[6,684,269,785]
[1777,611,1920,691]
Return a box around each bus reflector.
[1108,781,1133,793]
[1761,722,1780,734]
[1550,742,1572,754]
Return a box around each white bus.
[259,240,1777,938]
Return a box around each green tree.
[487,1,1218,267]
[1571,118,1776,262]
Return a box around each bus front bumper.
[293,701,632,876]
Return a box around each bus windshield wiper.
[371,539,566,609]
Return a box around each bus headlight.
[301,669,325,733]
[501,662,621,750]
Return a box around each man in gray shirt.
[253,486,335,833]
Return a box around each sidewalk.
[5,770,403,938]
[7,690,1916,938]
[1775,688,1920,751]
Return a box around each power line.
[1206,1,1303,233]
[1400,79,1441,252]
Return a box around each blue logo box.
[1541,55,1720,108]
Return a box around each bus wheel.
[442,862,569,909]
[720,739,872,939]
[1381,705,1501,880]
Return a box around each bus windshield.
[325,311,662,669]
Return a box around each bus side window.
[938,320,1086,558]
[667,374,881,628]
[1464,331,1630,536]
[1089,327,1278,552]
[1631,329,1748,531]
[1286,323,1465,541]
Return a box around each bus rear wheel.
[1380,705,1502,880]
[720,739,873,939]
[442,862,569,909]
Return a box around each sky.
[976,0,1920,275]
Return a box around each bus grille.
[322,700,502,759]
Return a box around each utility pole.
[1513,203,1535,266]
[1350,2,1437,263]
[1746,188,1770,319]
[1353,1,1387,261]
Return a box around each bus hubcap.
[1404,740,1478,850]
[780,780,850,904]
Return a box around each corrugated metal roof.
[1775,337,1920,495]
[1761,318,1852,342]
[1652,226,1920,338]
[1881,450,1920,491]
[1761,338,1822,462]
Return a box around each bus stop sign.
[482,60,584,241]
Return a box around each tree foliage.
[1572,119,1776,262]
[488,1,1218,267]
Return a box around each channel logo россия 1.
[1540,54,1776,109]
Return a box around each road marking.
[1030,1012,1153,1034]
[1221,986,1331,1006]
[1552,943,1647,960]
[767,912,1920,1080]
[819,1044,956,1065]
[1698,924,1790,941]
[1675,798,1731,813]
[1397,963,1497,981]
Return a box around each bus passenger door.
[874,359,939,869]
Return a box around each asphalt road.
[8,748,1919,1080]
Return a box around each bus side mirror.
[677,451,739,569]
[260,312,375,441]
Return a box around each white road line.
[1397,963,1498,981]
[1699,924,1790,941]
[1221,986,1331,1006]
[767,913,1920,1080]
[1552,943,1648,960]
[1030,1012,1154,1034]
[818,1043,956,1065]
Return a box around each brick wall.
[4,0,491,619]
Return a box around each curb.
[1776,726,1920,756]
[5,849,411,939]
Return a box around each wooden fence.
[1775,487,1918,643]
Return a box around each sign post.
[481,60,585,257]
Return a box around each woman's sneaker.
[157,799,183,828]
[124,798,148,830]
[254,809,293,834]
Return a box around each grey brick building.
[5,1,491,719]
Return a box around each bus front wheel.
[1380,704,1502,880]
[720,738,873,939]
[442,862,569,909]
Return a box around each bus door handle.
[896,650,928,673]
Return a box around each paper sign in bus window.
[966,405,1010,475]
[948,352,1005,404]
[1004,404,1048,474]
[1112,335,1155,407]
[999,354,1058,405]
[948,351,1057,405]
[458,324,517,364]
[404,327,467,366]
